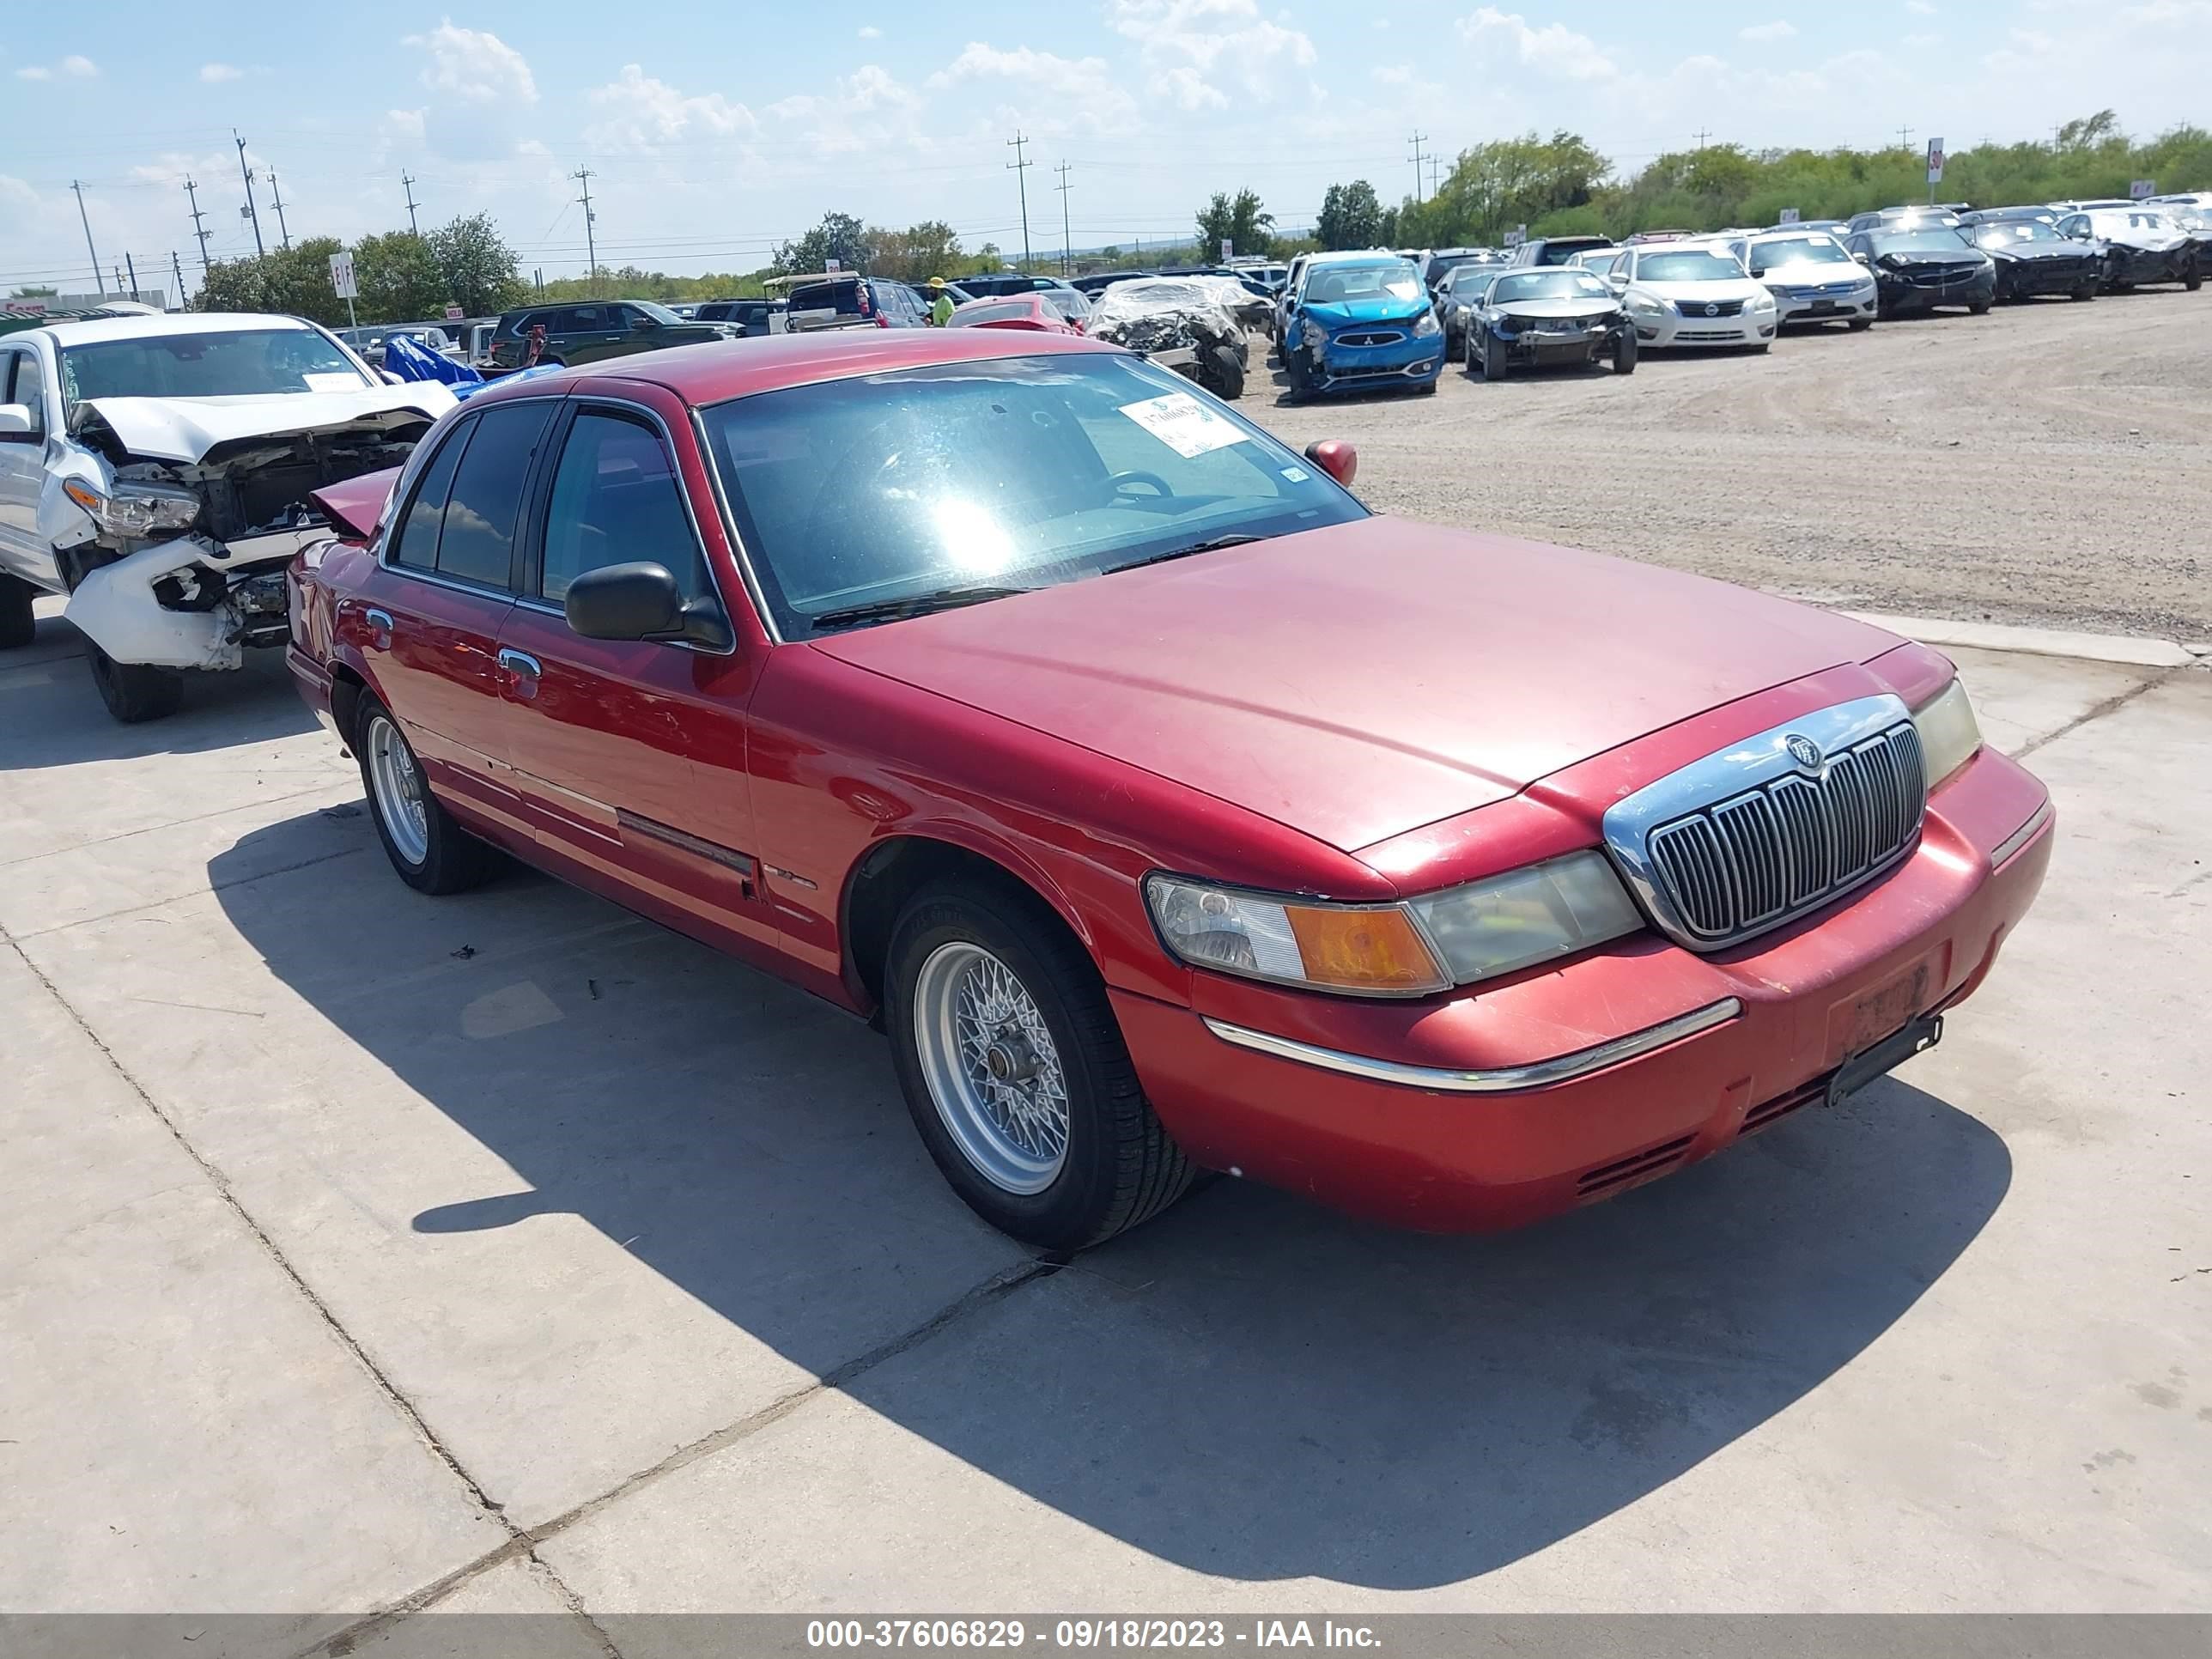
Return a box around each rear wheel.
[1205,343,1245,400]
[0,573,35,650]
[1612,331,1638,374]
[86,642,184,724]
[357,699,499,895]
[886,882,1197,1252]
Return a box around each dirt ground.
[1245,289,2211,642]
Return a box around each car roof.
[1305,249,1408,267]
[463,327,1112,410]
[36,310,323,348]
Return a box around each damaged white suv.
[0,313,455,721]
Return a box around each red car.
[946,291,1089,334]
[287,331,2052,1251]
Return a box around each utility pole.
[1692,127,1712,149]
[402,173,422,235]
[1006,132,1034,268]
[71,180,105,294]
[1407,131,1429,202]
[125,252,141,302]
[572,168,598,290]
[1054,161,1073,275]
[234,131,266,258]
[184,177,212,270]
[267,170,292,248]
[1425,154,1443,199]
[172,251,188,309]
[1895,125,1914,151]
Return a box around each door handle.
[362,608,393,647]
[497,648,541,679]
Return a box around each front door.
[494,397,778,963]
[0,345,53,582]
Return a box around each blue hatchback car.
[1280,252,1447,397]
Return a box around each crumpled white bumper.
[64,536,243,671]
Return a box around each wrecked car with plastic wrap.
[1081,276,1255,399]
[0,313,453,721]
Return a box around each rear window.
[787,280,865,315]
[950,301,1034,327]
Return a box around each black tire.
[1968,301,1991,316]
[1206,344,1245,400]
[0,573,35,650]
[1848,317,1875,330]
[885,881,1197,1252]
[355,697,500,896]
[86,641,185,723]
[2186,261,2203,294]
[1612,330,1638,374]
[1462,328,1480,375]
[1481,331,1508,380]
[1753,341,1773,353]
[2071,282,2097,301]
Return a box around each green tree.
[775,212,873,276]
[869,221,963,283]
[191,237,349,325]
[429,213,526,315]
[1316,180,1388,251]
[351,231,447,324]
[1195,189,1274,258]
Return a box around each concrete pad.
[1942,644,2164,759]
[0,939,504,1615]
[1850,612,2197,668]
[16,812,1034,1527]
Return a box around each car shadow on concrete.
[210,810,2012,1589]
[0,614,315,769]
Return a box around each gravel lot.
[1247,290,2211,642]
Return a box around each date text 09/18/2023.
[804,1618,1382,1649]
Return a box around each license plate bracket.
[1827,1013,1942,1109]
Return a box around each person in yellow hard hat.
[927,277,955,327]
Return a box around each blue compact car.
[1279,253,1447,398]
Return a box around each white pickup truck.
[0,312,454,721]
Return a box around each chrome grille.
[1334,329,1406,347]
[1603,697,1929,952]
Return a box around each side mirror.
[565,562,686,641]
[1304,439,1358,488]
[0,404,36,440]
[1852,251,1872,264]
[632,314,661,330]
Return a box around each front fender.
[37,441,106,556]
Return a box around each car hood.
[70,383,458,465]
[1985,242,2095,262]
[1303,296,1431,328]
[808,517,1904,855]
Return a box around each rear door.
[493,392,779,961]
[553,305,625,363]
[342,398,560,844]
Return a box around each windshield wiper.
[1111,532,1266,574]
[807,584,1041,630]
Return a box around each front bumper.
[1301,327,1447,392]
[2111,246,2199,285]
[1113,744,2052,1232]
[1995,258,2100,298]
[1876,266,1997,313]
[1765,281,1877,324]
[1631,305,1777,347]
[1491,319,1623,366]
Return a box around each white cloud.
[585,64,757,149]
[1740,21,1798,40]
[1905,1,1936,12]
[61,55,98,77]
[403,21,537,105]
[1903,31,1942,46]
[1109,0,1319,108]
[927,42,1140,130]
[16,55,97,81]
[858,25,881,37]
[200,63,243,82]
[14,67,51,82]
[1456,8,1617,80]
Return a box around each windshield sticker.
[304,372,365,392]
[1118,391,1246,459]
[1279,465,1310,483]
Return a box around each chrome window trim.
[1991,799,2053,868]
[686,404,783,646]
[1200,998,1742,1095]
[1603,694,1921,952]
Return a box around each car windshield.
[1972,222,2064,246]
[1487,271,1613,303]
[58,328,372,405]
[949,301,1033,327]
[700,354,1365,636]
[1634,250,1744,282]
[1425,253,1494,283]
[632,301,685,325]
[1871,230,1975,255]
[1747,237,1853,272]
[1303,261,1423,304]
[1041,289,1091,321]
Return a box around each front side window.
[3,349,46,439]
[59,328,371,406]
[539,410,709,606]
[701,354,1367,637]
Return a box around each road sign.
[825,257,841,272]
[3,299,47,318]
[1926,138,1946,185]
[1504,224,1527,247]
[444,304,464,321]
[328,252,357,300]
[1778,207,1801,225]
[2130,179,2156,200]
[1221,237,1233,261]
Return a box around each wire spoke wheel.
[912,941,1071,1194]
[367,714,431,867]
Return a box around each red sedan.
[946,291,1089,333]
[287,331,2052,1250]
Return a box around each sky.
[4,1,2206,299]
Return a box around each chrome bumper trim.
[1200,998,1743,1095]
[1991,799,2054,868]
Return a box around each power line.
[234,131,265,258]
[1054,161,1073,276]
[1006,131,1034,268]
[70,180,105,294]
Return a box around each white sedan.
[1611,243,1778,350]
[1738,230,1879,329]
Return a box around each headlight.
[1406,853,1643,985]
[61,478,203,538]
[1626,295,1668,317]
[1146,874,1447,996]
[1412,310,1441,337]
[1747,290,1777,310]
[1299,319,1327,350]
[1912,678,1983,788]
